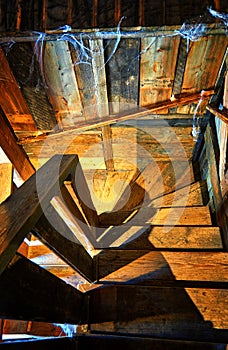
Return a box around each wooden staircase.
[0,136,227,348]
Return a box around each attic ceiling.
[0,1,227,232]
[0,0,228,344]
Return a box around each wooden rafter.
[0,106,35,181]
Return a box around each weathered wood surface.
[140,36,180,109]
[43,41,83,128]
[76,334,227,350]
[0,107,35,181]
[0,48,36,131]
[0,253,84,323]
[95,250,228,283]
[87,285,228,342]
[0,337,76,349]
[117,225,223,250]
[34,205,94,281]
[0,154,78,275]
[0,163,13,204]
[181,36,227,94]
[98,205,212,227]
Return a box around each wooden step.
[87,285,228,343]
[96,251,228,283]
[118,225,223,249]
[95,225,222,249]
[99,205,212,226]
[152,180,208,208]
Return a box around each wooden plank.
[181,35,228,94]
[0,163,13,204]
[96,250,228,282]
[87,285,228,342]
[0,47,36,131]
[19,90,214,143]
[34,205,94,281]
[0,107,35,181]
[76,333,227,350]
[120,225,223,250]
[152,180,208,207]
[0,154,78,276]
[0,253,84,324]
[43,41,83,128]
[0,337,75,349]
[140,35,180,109]
[98,206,212,227]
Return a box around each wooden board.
[140,36,180,108]
[44,41,83,128]
[181,36,228,94]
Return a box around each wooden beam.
[0,47,36,131]
[34,205,94,281]
[71,159,99,228]
[89,39,114,171]
[0,107,35,181]
[86,285,228,343]
[0,154,78,276]
[0,337,76,349]
[0,253,84,323]
[0,163,13,204]
[21,90,214,143]
[76,333,227,350]
[50,195,95,253]
[207,104,228,125]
